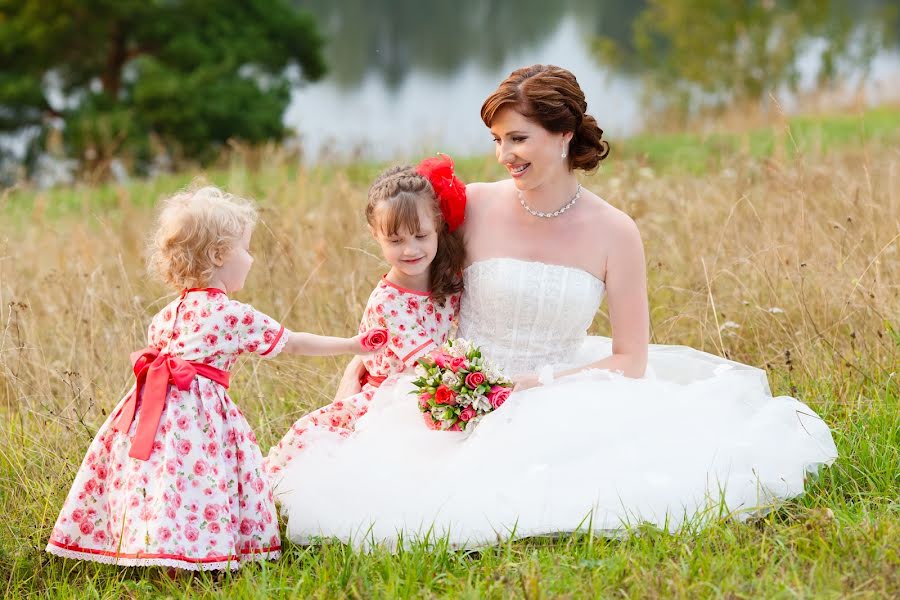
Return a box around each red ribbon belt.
[363,372,386,388]
[111,347,230,460]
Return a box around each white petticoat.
[275,337,837,549]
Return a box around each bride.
[272,65,837,548]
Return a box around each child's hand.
[354,328,389,354]
[350,334,377,354]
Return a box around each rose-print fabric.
[265,277,459,477]
[46,289,288,571]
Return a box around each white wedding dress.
[275,257,837,548]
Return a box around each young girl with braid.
[266,156,467,478]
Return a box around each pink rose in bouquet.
[433,351,452,369]
[464,371,486,389]
[487,385,511,409]
[448,357,467,372]
[359,328,389,352]
[411,338,512,432]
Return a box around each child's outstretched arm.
[284,332,372,356]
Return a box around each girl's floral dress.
[46,288,289,571]
[266,276,459,477]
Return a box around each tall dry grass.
[0,137,897,596]
[1,142,897,451]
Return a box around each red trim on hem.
[47,539,280,563]
[401,339,435,365]
[381,275,431,297]
[260,326,286,356]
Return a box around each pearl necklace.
[518,184,582,218]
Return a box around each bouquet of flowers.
[411,338,512,431]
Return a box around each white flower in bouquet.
[481,362,502,383]
[446,344,465,360]
[441,371,460,387]
[452,338,473,355]
[472,394,492,413]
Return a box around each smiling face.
[370,200,439,290]
[491,108,573,192]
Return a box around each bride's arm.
[585,213,649,377]
[514,215,649,390]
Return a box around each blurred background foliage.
[0,0,896,182]
[0,0,325,179]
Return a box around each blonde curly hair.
[148,185,258,290]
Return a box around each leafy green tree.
[596,0,889,124]
[0,0,325,176]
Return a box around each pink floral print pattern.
[266,277,459,476]
[46,289,288,571]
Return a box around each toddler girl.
[266,155,467,476]
[46,186,376,571]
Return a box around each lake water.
[286,0,900,162]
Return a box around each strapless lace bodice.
[457,258,605,375]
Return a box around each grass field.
[0,108,898,598]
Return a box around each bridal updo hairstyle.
[480,64,610,171]
[366,166,465,304]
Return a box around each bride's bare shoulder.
[584,191,643,246]
[466,179,514,205]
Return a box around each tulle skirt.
[274,337,837,549]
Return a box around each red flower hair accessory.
[416,153,467,233]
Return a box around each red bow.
[111,348,230,460]
[416,153,467,233]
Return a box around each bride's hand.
[334,356,366,401]
[512,373,541,392]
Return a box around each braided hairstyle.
[480,64,610,171]
[366,166,465,304]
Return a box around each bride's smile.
[269,64,836,551]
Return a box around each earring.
[561,151,567,159]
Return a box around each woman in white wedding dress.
[274,65,837,548]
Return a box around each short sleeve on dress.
[385,307,435,368]
[225,301,287,359]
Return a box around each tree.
[0,0,326,176]
[595,0,888,125]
